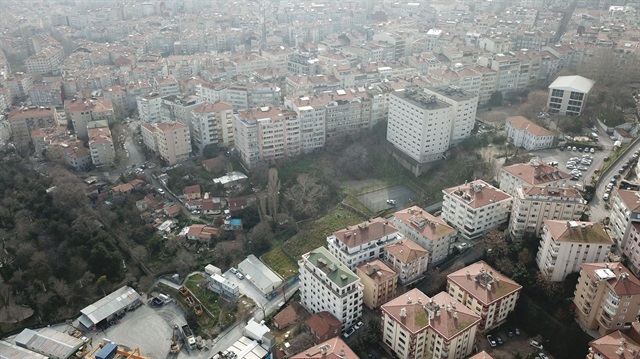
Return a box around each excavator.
[170,324,181,354]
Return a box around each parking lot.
[357,184,415,212]
[531,144,612,187]
[478,328,553,359]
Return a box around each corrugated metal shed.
[14,327,83,359]
[0,340,48,359]
[238,255,283,295]
[78,286,140,328]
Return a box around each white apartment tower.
[284,96,326,152]
[233,106,300,168]
[299,247,363,330]
[190,102,234,153]
[509,186,586,240]
[327,217,404,270]
[422,87,478,145]
[536,220,614,281]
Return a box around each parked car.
[235,272,244,280]
[590,148,595,153]
[530,339,544,350]
[578,165,588,171]
[487,335,497,348]
[150,297,164,307]
[495,335,504,345]
[507,328,514,337]
[538,353,549,359]
[619,168,625,174]
[604,156,610,161]
[157,188,165,195]
[229,267,238,274]
[603,193,610,201]
[386,199,396,205]
[344,327,356,338]
[355,321,364,330]
[572,146,577,151]
[515,328,521,335]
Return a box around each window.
[551,89,564,97]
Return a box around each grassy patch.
[283,207,367,259]
[342,193,375,216]
[262,246,298,280]
[183,274,222,332]
[278,152,324,184]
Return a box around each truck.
[181,324,196,351]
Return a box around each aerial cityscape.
[0,0,640,358]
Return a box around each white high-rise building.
[284,96,326,152]
[190,102,234,153]
[387,87,477,176]
[422,87,478,145]
[536,220,613,281]
[299,247,363,330]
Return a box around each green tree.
[488,91,503,107]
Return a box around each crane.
[170,324,181,354]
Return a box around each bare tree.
[285,331,314,355]
[516,90,549,120]
[266,168,280,218]
[284,174,328,220]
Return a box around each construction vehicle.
[194,303,204,316]
[170,324,181,354]
[185,296,195,307]
[181,324,196,351]
[179,286,190,296]
[86,340,150,359]
[66,320,84,338]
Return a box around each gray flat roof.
[14,327,83,358]
[391,91,450,110]
[238,255,283,295]
[425,86,478,101]
[0,340,48,359]
[79,286,140,328]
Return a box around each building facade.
[7,106,58,150]
[383,238,430,285]
[299,247,363,330]
[190,102,234,153]
[509,186,586,240]
[447,261,522,332]
[381,289,480,359]
[392,206,455,265]
[442,180,513,240]
[141,121,191,165]
[536,220,614,281]
[574,262,640,336]
[355,259,398,309]
[547,75,594,116]
[327,217,404,270]
[505,116,555,151]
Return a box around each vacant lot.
[262,246,298,280]
[358,184,415,212]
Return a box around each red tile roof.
[507,116,553,136]
[589,330,640,359]
[443,180,512,209]
[580,262,640,296]
[290,337,356,359]
[393,206,455,240]
[331,217,398,248]
[447,261,522,306]
[544,220,612,244]
[502,162,570,186]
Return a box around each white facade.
[137,93,164,123]
[506,116,555,151]
[610,190,640,247]
[284,97,326,153]
[547,75,594,116]
[299,247,363,330]
[233,106,301,168]
[422,87,478,145]
[536,220,613,281]
[509,186,586,240]
[327,217,404,270]
[442,180,513,240]
[392,206,456,265]
[190,102,234,153]
[387,90,452,164]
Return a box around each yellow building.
[574,262,640,336]
[381,288,480,359]
[447,261,522,332]
[355,259,398,309]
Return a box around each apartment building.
[447,261,522,332]
[587,329,640,359]
[196,81,228,104]
[29,82,63,108]
[141,121,191,165]
[610,190,640,247]
[190,102,234,153]
[233,106,300,168]
[381,288,480,359]
[136,92,164,123]
[88,124,115,167]
[356,259,398,309]
[160,94,201,124]
[290,337,359,359]
[64,97,114,140]
[422,87,478,145]
[7,106,58,150]
[284,96,326,153]
[3,73,34,101]
[153,75,180,96]
[499,160,570,197]
[226,83,282,110]
[536,220,614,281]
[386,90,453,175]
[547,75,595,116]
[63,143,92,171]
[505,116,555,151]
[392,206,455,265]
[299,247,363,330]
[327,217,404,270]
[24,46,65,75]
[384,238,430,285]
[442,180,513,240]
[574,262,640,336]
[509,186,586,240]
